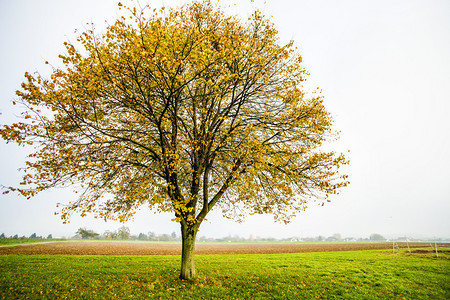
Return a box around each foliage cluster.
[0,0,348,226]
[76,228,100,240]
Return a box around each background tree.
[147,232,157,241]
[0,1,348,280]
[370,233,386,241]
[159,234,171,242]
[117,226,130,240]
[138,232,148,241]
[76,228,99,240]
[103,230,117,240]
[332,233,342,242]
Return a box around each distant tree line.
[74,226,180,242]
[0,231,388,242]
[0,233,53,239]
[3,231,445,242]
[196,233,389,243]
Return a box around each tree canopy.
[1,0,349,279]
[76,228,99,240]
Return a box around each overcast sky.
[0,0,449,239]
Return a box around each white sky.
[0,0,449,239]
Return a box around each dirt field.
[1,241,448,255]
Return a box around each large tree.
[0,1,348,280]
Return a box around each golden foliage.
[1,0,348,228]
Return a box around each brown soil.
[1,241,448,255]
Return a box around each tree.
[332,233,342,241]
[117,226,130,240]
[369,233,386,241]
[0,1,348,280]
[103,230,117,240]
[147,232,157,241]
[76,228,99,239]
[29,233,37,239]
[159,234,170,241]
[138,232,148,241]
[47,234,53,239]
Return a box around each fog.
[1,0,449,240]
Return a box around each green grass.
[0,238,66,246]
[1,249,448,299]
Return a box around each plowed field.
[1,241,447,255]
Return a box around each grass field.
[0,238,66,246]
[1,248,448,299]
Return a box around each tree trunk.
[179,222,198,280]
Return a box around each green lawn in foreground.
[1,249,448,299]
